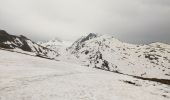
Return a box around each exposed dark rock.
[102,60,110,71]
[122,80,141,86]
[85,50,89,55]
[0,30,59,58]
[144,54,159,60]
[80,33,98,43]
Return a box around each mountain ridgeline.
[0,30,59,59]
[68,33,170,79]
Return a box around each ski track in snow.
[0,50,170,100]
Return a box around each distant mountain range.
[0,30,170,80]
[37,37,72,53]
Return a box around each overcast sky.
[0,0,170,44]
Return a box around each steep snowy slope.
[68,33,170,79]
[0,30,59,59]
[0,49,170,100]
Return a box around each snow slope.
[68,33,170,79]
[0,49,170,100]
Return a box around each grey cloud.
[0,0,170,44]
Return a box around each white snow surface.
[0,49,170,100]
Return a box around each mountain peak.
[79,33,98,43]
[19,35,29,40]
[86,33,99,38]
[87,33,98,37]
[0,30,8,35]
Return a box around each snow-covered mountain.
[68,33,170,79]
[0,30,59,59]
[37,38,73,61]
[38,37,72,52]
[1,29,169,79]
